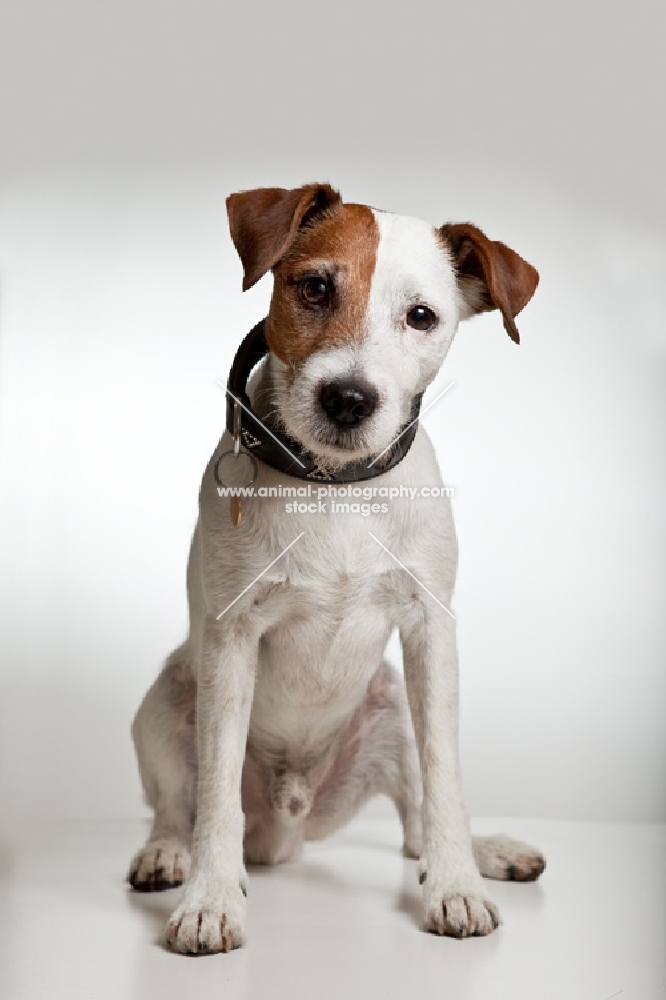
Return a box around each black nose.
[319,379,378,427]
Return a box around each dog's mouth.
[278,412,377,465]
[307,421,371,455]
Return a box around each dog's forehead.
[370,209,456,297]
[284,203,450,283]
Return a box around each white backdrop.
[0,1,664,825]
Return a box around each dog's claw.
[127,839,190,893]
[166,882,247,955]
[423,879,500,939]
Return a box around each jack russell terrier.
[128,183,545,955]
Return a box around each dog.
[127,183,545,955]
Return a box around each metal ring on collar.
[213,449,258,489]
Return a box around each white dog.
[128,183,545,955]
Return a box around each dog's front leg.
[166,613,257,955]
[401,605,500,938]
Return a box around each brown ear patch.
[440,223,539,343]
[226,184,341,291]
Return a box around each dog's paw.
[128,838,190,892]
[473,834,546,882]
[165,878,247,955]
[419,867,500,938]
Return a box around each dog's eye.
[298,276,330,308]
[406,305,437,331]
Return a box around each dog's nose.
[319,380,378,426]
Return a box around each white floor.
[0,815,664,1000]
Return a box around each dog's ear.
[439,223,539,344]
[226,183,341,291]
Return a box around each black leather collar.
[225,319,423,483]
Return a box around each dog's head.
[226,183,538,465]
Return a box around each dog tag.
[230,495,242,526]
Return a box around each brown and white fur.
[128,184,545,955]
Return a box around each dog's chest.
[250,558,397,749]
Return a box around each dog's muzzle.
[225,318,423,483]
